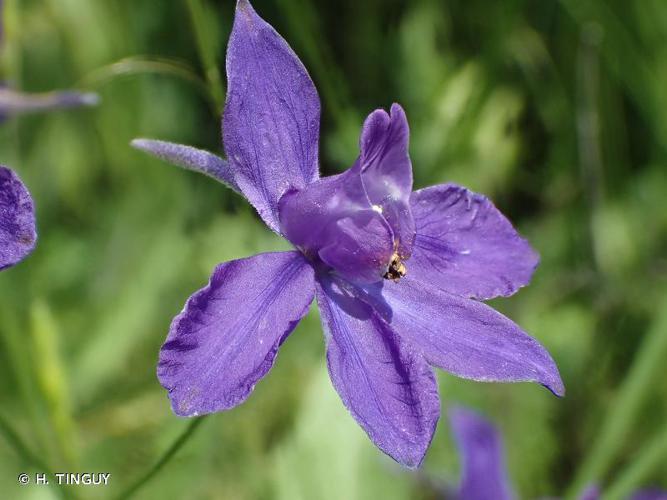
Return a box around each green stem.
[185,0,225,111]
[78,56,218,116]
[0,413,67,499]
[115,416,208,500]
[29,300,79,471]
[575,24,605,277]
[275,0,354,130]
[603,425,667,500]
[0,305,55,467]
[558,0,667,152]
[565,293,667,498]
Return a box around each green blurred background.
[1,0,666,498]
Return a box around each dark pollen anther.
[383,253,406,282]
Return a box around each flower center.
[383,252,406,282]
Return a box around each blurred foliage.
[0,0,666,498]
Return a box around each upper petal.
[315,276,440,468]
[449,407,515,500]
[278,162,394,284]
[158,251,315,416]
[223,0,321,232]
[359,103,415,258]
[0,166,37,270]
[409,184,539,300]
[368,276,564,396]
[131,139,239,193]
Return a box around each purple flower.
[630,491,667,500]
[447,408,667,500]
[0,166,36,270]
[0,3,100,269]
[133,0,563,467]
[583,490,667,500]
[449,407,515,500]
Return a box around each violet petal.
[371,276,564,396]
[224,0,321,232]
[315,275,440,468]
[131,139,239,192]
[579,485,601,500]
[0,166,36,270]
[409,184,539,300]
[631,490,667,500]
[278,161,394,284]
[359,103,415,257]
[449,406,515,500]
[158,251,315,416]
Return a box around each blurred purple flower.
[0,2,100,268]
[0,87,98,120]
[630,491,667,500]
[133,0,563,467]
[579,486,602,500]
[0,2,98,120]
[0,165,35,270]
[449,407,515,500]
[447,408,666,500]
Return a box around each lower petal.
[315,276,440,468]
[0,166,36,270]
[159,251,315,416]
[374,276,564,396]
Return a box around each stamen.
[383,253,407,282]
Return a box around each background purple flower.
[449,406,515,500]
[446,408,667,500]
[0,1,100,270]
[0,87,98,121]
[133,0,563,467]
[0,165,35,270]
[630,491,667,500]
